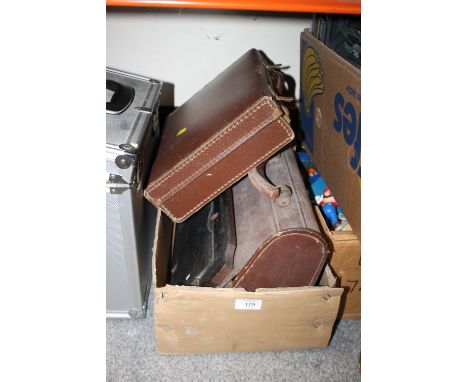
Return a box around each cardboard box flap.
[155,284,342,355]
[152,210,343,354]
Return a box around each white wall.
[106,9,312,106]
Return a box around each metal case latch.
[106,174,131,195]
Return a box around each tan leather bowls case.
[144,49,294,222]
[223,148,330,290]
[230,229,329,291]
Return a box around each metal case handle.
[106,80,135,114]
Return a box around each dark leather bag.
[144,49,294,223]
[169,189,236,287]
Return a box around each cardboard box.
[300,29,361,240]
[314,206,360,319]
[152,210,344,354]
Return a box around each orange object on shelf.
[106,0,361,15]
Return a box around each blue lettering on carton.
[333,92,344,133]
[346,86,361,102]
[343,102,356,145]
[333,91,361,178]
[350,114,361,175]
[346,86,356,98]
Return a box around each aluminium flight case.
[106,68,162,318]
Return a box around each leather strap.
[265,64,294,102]
[280,104,291,124]
[247,164,280,200]
[268,85,295,102]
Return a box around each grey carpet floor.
[107,286,361,382]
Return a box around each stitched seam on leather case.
[160,118,293,222]
[146,98,277,196]
[157,110,281,202]
[147,99,274,196]
[233,231,327,287]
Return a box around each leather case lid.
[144,49,294,222]
[148,49,274,181]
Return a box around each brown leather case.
[230,229,328,290]
[222,147,330,291]
[144,49,294,222]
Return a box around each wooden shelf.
[106,0,361,15]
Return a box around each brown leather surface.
[217,147,326,288]
[231,229,329,291]
[144,49,294,222]
[156,117,292,222]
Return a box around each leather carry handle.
[247,164,280,201]
[248,160,293,206]
[106,79,135,114]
